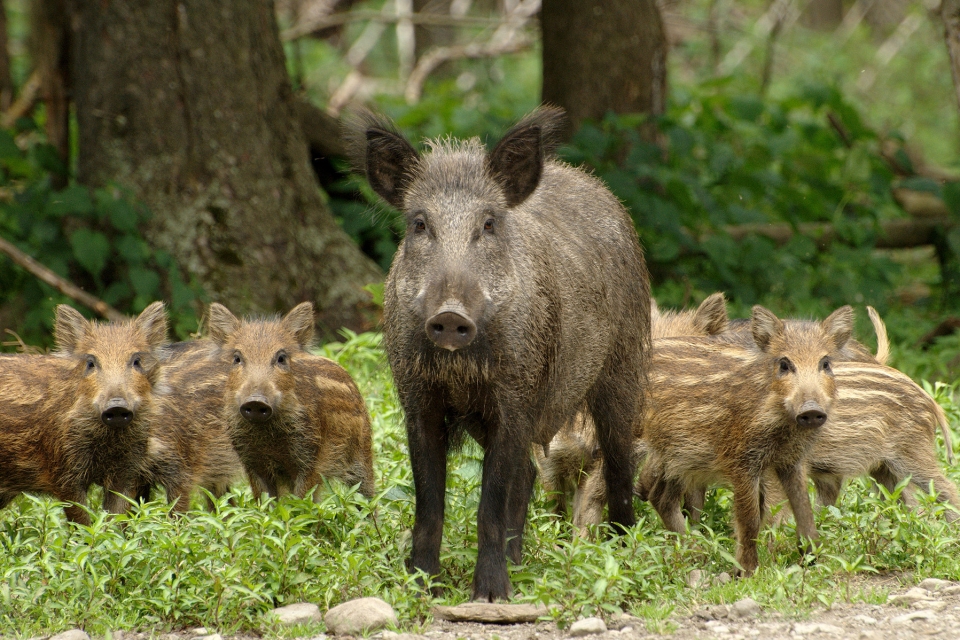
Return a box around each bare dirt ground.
[97,574,960,640]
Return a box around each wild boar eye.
[820,358,832,373]
[232,352,242,366]
[85,356,96,373]
[276,353,288,366]
[483,218,495,232]
[778,358,792,375]
[132,355,143,371]
[413,218,426,233]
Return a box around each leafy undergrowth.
[1,331,959,636]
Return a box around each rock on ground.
[324,597,398,636]
[268,602,322,626]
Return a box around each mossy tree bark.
[540,0,667,136]
[67,0,382,334]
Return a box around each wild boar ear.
[488,105,565,208]
[54,305,90,354]
[345,110,420,209]
[751,305,783,352]
[207,303,240,345]
[822,305,854,353]
[135,301,169,349]
[282,302,315,349]
[694,292,729,336]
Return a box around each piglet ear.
[207,303,240,346]
[54,304,90,354]
[693,292,729,336]
[135,301,169,349]
[282,302,316,350]
[822,305,854,353]
[751,305,783,352]
[487,105,566,208]
[345,109,420,209]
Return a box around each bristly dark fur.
[362,106,651,601]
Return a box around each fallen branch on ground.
[0,235,126,322]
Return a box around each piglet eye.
[821,358,832,373]
[277,354,287,366]
[233,352,242,366]
[413,219,426,233]
[778,359,791,374]
[483,218,495,232]
[85,356,96,372]
[132,356,143,371]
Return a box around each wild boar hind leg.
[504,452,536,564]
[731,474,763,577]
[588,375,639,532]
[405,396,449,587]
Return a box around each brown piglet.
[641,305,853,575]
[0,302,167,524]
[208,302,375,500]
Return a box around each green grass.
[1,330,959,636]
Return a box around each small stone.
[325,597,398,635]
[942,585,960,596]
[569,617,607,637]
[432,602,548,624]
[270,602,322,626]
[914,599,948,611]
[893,609,938,623]
[191,629,209,636]
[859,632,881,640]
[607,613,642,631]
[919,578,954,592]
[704,621,730,634]
[619,627,632,634]
[793,623,841,635]
[198,635,222,640]
[888,588,933,605]
[851,615,877,625]
[730,597,761,619]
[50,632,90,640]
[715,572,733,585]
[687,569,707,588]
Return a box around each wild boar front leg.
[776,463,818,561]
[731,473,763,576]
[405,395,449,587]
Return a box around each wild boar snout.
[101,397,134,427]
[425,304,477,351]
[796,400,827,429]
[240,395,273,423]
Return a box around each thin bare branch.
[0,235,126,322]
[282,9,501,40]
[0,69,41,129]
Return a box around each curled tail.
[866,306,890,366]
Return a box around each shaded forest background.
[1,0,960,381]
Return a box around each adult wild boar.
[351,107,651,600]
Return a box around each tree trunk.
[541,0,667,136]
[66,0,382,335]
[943,0,960,124]
[802,0,843,31]
[29,0,70,186]
[0,0,15,111]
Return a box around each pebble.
[851,615,878,625]
[715,572,733,585]
[49,632,90,640]
[793,622,843,635]
[705,621,731,634]
[269,602,322,626]
[887,587,932,605]
[325,597,398,635]
[730,597,761,619]
[189,630,208,637]
[197,635,221,640]
[568,617,607,637]
[687,569,708,588]
[919,578,954,592]
[892,609,938,624]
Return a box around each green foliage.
[1,332,959,635]
[0,124,205,347]
[564,80,905,315]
